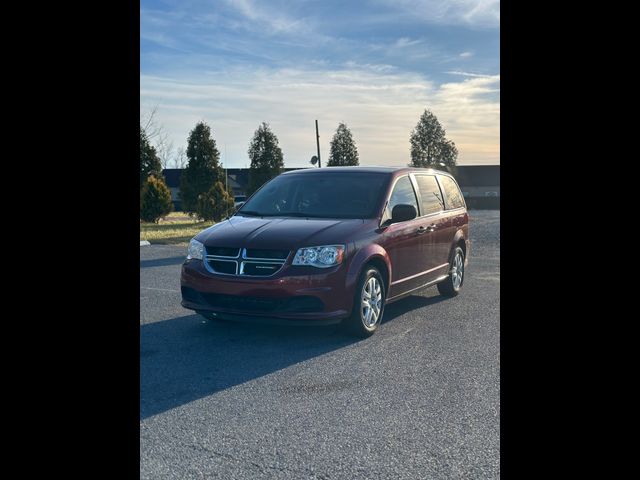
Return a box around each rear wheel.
[343,267,385,338]
[437,247,465,297]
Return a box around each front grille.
[199,293,324,313]
[244,248,289,260]
[207,259,236,275]
[206,247,240,257]
[204,247,290,277]
[241,262,282,276]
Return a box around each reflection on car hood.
[195,215,368,250]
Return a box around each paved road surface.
[140,210,500,479]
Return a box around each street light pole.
[315,120,322,168]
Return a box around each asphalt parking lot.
[140,210,500,479]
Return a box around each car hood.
[195,215,369,250]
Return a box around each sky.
[140,0,499,168]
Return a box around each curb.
[140,240,151,246]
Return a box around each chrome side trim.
[390,263,449,286]
[387,274,449,302]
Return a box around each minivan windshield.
[236,172,390,219]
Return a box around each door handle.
[418,224,436,234]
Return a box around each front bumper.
[180,258,354,324]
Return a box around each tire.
[437,246,465,297]
[343,266,386,338]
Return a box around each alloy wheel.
[361,277,382,328]
[452,252,464,289]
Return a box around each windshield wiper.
[279,212,362,219]
[239,211,316,218]
[238,211,360,219]
[236,210,263,216]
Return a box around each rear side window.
[414,175,444,215]
[438,175,465,209]
[387,176,418,218]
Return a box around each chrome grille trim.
[203,257,239,275]
[203,247,290,277]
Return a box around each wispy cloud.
[376,0,500,27]
[225,0,312,35]
[141,0,499,166]
[445,71,496,78]
[343,61,397,73]
[394,37,423,48]
[141,67,499,167]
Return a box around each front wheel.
[343,267,385,338]
[437,247,465,297]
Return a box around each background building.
[454,165,500,209]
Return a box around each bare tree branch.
[140,105,163,140]
[174,147,187,169]
[156,136,174,170]
[141,105,179,171]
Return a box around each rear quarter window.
[414,175,444,215]
[438,175,465,210]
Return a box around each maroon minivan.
[181,167,469,337]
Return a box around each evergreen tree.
[140,126,162,189]
[327,123,359,166]
[196,181,235,222]
[247,122,284,195]
[180,121,224,213]
[140,175,173,223]
[409,110,458,168]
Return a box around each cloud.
[445,71,496,78]
[376,0,500,27]
[225,0,312,35]
[140,67,499,167]
[394,37,423,48]
[343,61,397,73]
[459,51,474,58]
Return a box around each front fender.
[346,243,391,293]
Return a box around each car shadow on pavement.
[140,256,186,268]
[140,315,356,420]
[140,292,448,420]
[382,292,449,324]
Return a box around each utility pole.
[225,143,228,190]
[315,120,322,168]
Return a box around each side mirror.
[391,204,417,223]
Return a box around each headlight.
[187,238,204,260]
[293,245,345,268]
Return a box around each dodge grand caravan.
[181,167,469,337]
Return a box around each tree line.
[140,109,457,223]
